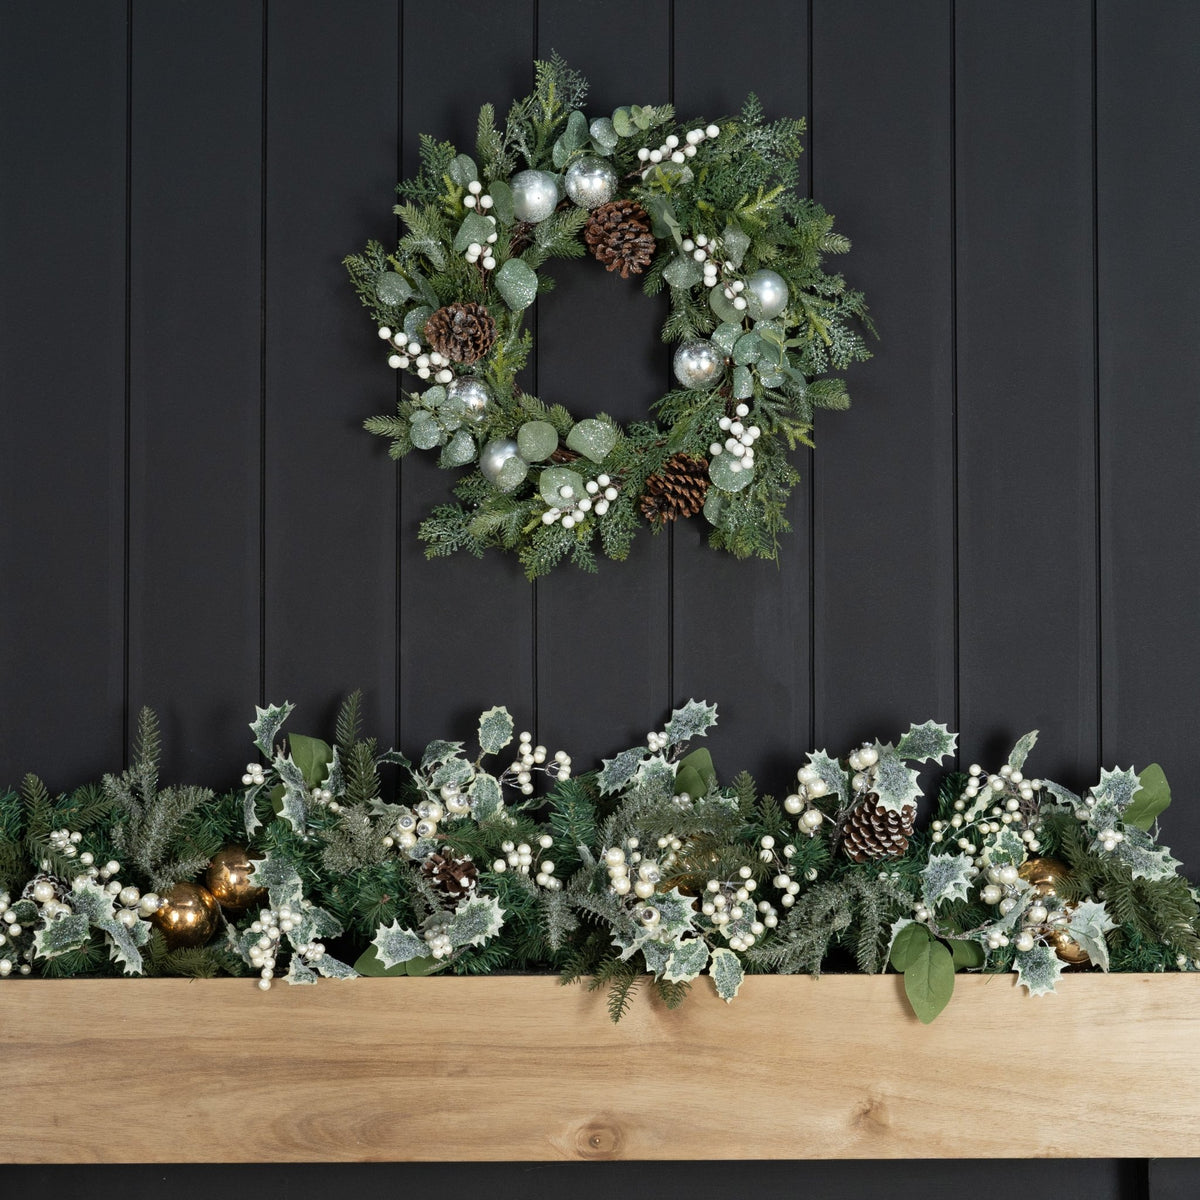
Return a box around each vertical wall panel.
[955,1,1097,784]
[128,1,263,779]
[1098,0,1200,875]
[397,1,537,754]
[534,0,672,761]
[265,1,399,740]
[0,6,127,784]
[672,0,813,787]
[812,0,956,771]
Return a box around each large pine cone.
[585,199,656,278]
[842,795,916,862]
[639,453,710,524]
[423,302,497,365]
[422,852,478,898]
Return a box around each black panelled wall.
[2,0,1199,1191]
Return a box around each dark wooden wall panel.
[0,6,127,784]
[264,0,399,741]
[127,1,263,779]
[954,0,1098,785]
[672,0,814,787]
[1098,0,1200,873]
[812,0,957,770]
[398,0,537,754]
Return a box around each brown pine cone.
[639,453,710,524]
[585,199,656,278]
[423,302,497,365]
[842,795,916,862]
[422,852,478,898]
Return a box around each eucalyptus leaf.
[403,306,434,340]
[488,179,514,227]
[565,418,617,462]
[448,154,478,186]
[721,223,751,268]
[709,286,743,324]
[452,211,496,254]
[539,466,586,508]
[731,366,754,400]
[709,452,753,492]
[288,734,332,789]
[494,455,528,493]
[611,107,635,138]
[733,333,764,365]
[517,420,559,462]
[889,921,931,973]
[439,429,477,469]
[663,254,704,290]
[589,116,618,150]
[494,258,539,310]
[552,110,588,168]
[645,195,681,242]
[375,272,413,306]
[408,414,445,450]
[710,323,743,356]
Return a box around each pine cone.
[423,302,497,365]
[842,795,916,862]
[639,453,710,524]
[422,852,478,899]
[585,199,656,278]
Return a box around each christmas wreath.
[345,56,871,579]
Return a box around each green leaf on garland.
[709,452,753,492]
[732,332,764,365]
[710,323,743,356]
[709,946,744,1003]
[1067,900,1116,970]
[285,957,318,985]
[721,223,751,268]
[272,754,310,833]
[872,749,923,814]
[1007,729,1039,771]
[731,365,754,400]
[663,253,704,289]
[566,418,617,463]
[539,466,586,508]
[702,491,724,525]
[352,946,407,976]
[33,912,90,960]
[551,109,588,168]
[488,179,514,227]
[641,940,672,976]
[288,733,332,789]
[710,286,743,324]
[478,705,515,755]
[895,720,958,764]
[611,106,635,138]
[1015,944,1064,997]
[494,257,539,310]
[1113,827,1182,881]
[439,429,477,469]
[250,702,293,757]
[452,210,495,255]
[1125,764,1171,831]
[589,116,618,151]
[375,271,413,306]
[517,420,559,462]
[1088,766,1142,828]
[645,194,681,242]
[598,746,648,796]
[664,699,718,745]
[403,306,434,340]
[888,920,930,972]
[921,853,975,910]
[949,938,986,970]
[663,936,709,983]
[448,154,478,186]
[421,739,463,770]
[409,414,445,450]
[468,772,503,821]
[494,455,529,493]
[674,747,716,802]
[903,936,955,1023]
[370,920,426,969]
[431,757,474,790]
[447,895,505,949]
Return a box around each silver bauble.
[745,269,790,320]
[672,338,724,389]
[563,156,618,209]
[510,170,560,223]
[446,377,492,426]
[479,438,522,485]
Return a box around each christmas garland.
[3,694,1196,1024]
[345,57,871,579]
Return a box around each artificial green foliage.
[346,58,871,578]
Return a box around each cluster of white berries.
[709,404,760,476]
[1096,827,1125,854]
[247,904,317,990]
[500,731,572,796]
[541,473,619,529]
[462,179,494,212]
[310,784,338,814]
[384,797,448,852]
[701,865,765,951]
[602,842,660,899]
[637,124,720,169]
[931,762,1044,860]
[646,729,669,754]
[423,917,454,959]
[653,833,685,873]
[241,761,267,788]
[492,834,560,889]
[47,827,84,857]
[0,892,31,977]
[757,834,804,909]
[784,760,835,837]
[436,781,473,819]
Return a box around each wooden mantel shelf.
[4,974,1198,1162]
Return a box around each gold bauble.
[1018,856,1071,902]
[1051,928,1091,965]
[206,845,266,911]
[152,882,219,948]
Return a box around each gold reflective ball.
[1051,928,1091,965]
[1018,856,1072,902]
[152,882,219,949]
[206,845,266,912]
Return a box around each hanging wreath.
[345,56,873,579]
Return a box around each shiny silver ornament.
[563,156,618,209]
[479,438,523,486]
[446,377,492,426]
[672,338,724,389]
[745,269,789,320]
[510,170,560,223]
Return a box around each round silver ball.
[510,170,560,223]
[479,438,523,486]
[563,156,618,209]
[745,269,789,320]
[672,338,724,389]
[446,377,492,426]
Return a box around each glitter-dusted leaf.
[1067,900,1116,970]
[664,699,718,746]
[709,947,744,1002]
[1014,944,1064,997]
[1007,729,1039,771]
[872,749,922,814]
[895,720,958,764]
[597,746,648,796]
[250,701,293,757]
[371,920,426,969]
[447,895,505,949]
[663,937,709,983]
[921,853,974,910]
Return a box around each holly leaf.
[921,853,975,910]
[1124,764,1171,832]
[271,752,310,833]
[597,746,648,796]
[370,920,426,969]
[663,937,709,983]
[895,720,958,764]
[250,854,305,911]
[805,750,850,809]
[708,946,744,1003]
[1088,766,1142,829]
[872,748,922,813]
[353,945,413,977]
[903,937,955,1023]
[1007,730,1039,771]
[421,739,463,770]
[664,699,718,746]
[468,772,503,820]
[33,912,90,961]
[1015,944,1065,997]
[313,953,358,980]
[1113,828,1182,881]
[477,706,514,756]
[288,734,332,789]
[250,702,293,757]
[447,895,505,949]
[1067,900,1116,970]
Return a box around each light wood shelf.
[3,974,1198,1162]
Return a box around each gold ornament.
[206,845,266,912]
[152,882,219,948]
[1051,928,1091,965]
[1018,856,1071,902]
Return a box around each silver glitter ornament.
[479,438,523,486]
[446,377,492,426]
[672,338,724,389]
[510,170,560,223]
[563,156,618,209]
[745,269,789,320]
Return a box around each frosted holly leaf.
[272,752,310,833]
[664,700,718,747]
[985,825,1026,867]
[243,788,263,840]
[250,701,294,756]
[1015,944,1065,997]
[313,953,357,980]
[654,888,700,942]
[251,854,305,911]
[448,895,505,950]
[1007,730,1039,772]
[990,883,1033,935]
[376,748,412,769]
[872,750,922,814]
[371,920,426,969]
[597,746,648,796]
[324,745,346,797]
[1039,779,1081,811]
[634,754,678,803]
[921,853,975,910]
[663,937,710,983]
[468,773,503,821]
[1067,901,1116,971]
[1088,766,1141,830]
[709,947,745,1003]
[70,881,148,975]
[895,721,958,764]
[431,756,474,790]
[292,903,342,946]
[33,912,90,960]
[420,739,463,771]
[285,957,318,985]
[477,706,515,756]
[641,939,672,975]
[805,750,849,809]
[1114,830,1182,881]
